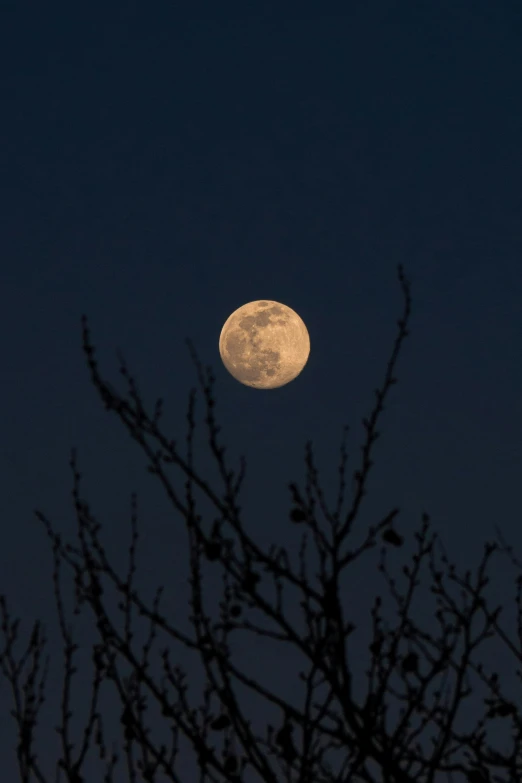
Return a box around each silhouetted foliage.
[1,265,522,781]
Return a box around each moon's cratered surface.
[219,300,310,389]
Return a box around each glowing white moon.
[219,300,310,389]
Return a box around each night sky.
[1,3,522,780]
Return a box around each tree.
[1,265,521,782]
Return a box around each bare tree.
[1,265,521,782]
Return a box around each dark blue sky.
[1,3,521,779]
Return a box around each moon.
[219,300,310,389]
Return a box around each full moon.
[219,300,310,389]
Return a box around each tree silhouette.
[1,265,521,781]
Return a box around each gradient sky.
[1,3,522,780]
